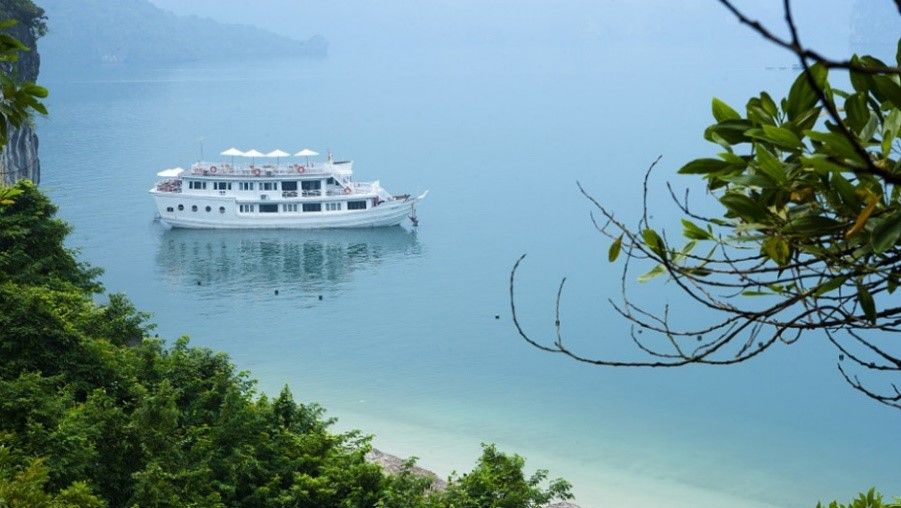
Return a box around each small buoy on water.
[318,295,323,301]
[495,315,500,320]
[196,280,201,286]
[275,289,279,295]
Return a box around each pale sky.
[147,0,862,56]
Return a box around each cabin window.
[302,203,321,212]
[261,182,277,191]
[219,206,226,214]
[347,200,367,210]
[189,181,207,190]
[326,177,336,185]
[205,206,211,212]
[177,204,184,211]
[240,182,254,191]
[191,205,198,212]
[325,202,341,211]
[166,206,174,212]
[214,182,231,190]
[281,181,298,191]
[259,204,278,213]
[282,204,298,212]
[239,204,255,213]
[301,180,321,190]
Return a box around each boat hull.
[151,192,426,230]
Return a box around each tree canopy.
[0,178,574,507]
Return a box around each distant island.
[38,0,326,69]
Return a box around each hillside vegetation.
[0,179,572,507]
[38,0,326,68]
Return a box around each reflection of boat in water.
[155,226,421,293]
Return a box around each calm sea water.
[38,40,898,507]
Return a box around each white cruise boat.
[150,149,426,229]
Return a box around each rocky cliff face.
[0,1,42,185]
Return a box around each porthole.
[205,206,211,212]
[191,205,198,212]
[177,204,184,211]
[219,206,225,214]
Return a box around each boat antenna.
[198,137,205,161]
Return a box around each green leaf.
[883,108,901,157]
[712,97,741,122]
[760,92,778,118]
[856,283,876,323]
[806,130,865,164]
[871,212,901,254]
[760,124,804,150]
[813,276,848,297]
[897,38,901,67]
[801,154,848,174]
[871,75,901,108]
[785,63,827,121]
[860,112,878,143]
[783,215,843,235]
[642,228,665,256]
[762,236,791,266]
[677,158,729,175]
[753,145,787,184]
[741,290,774,297]
[638,264,666,283]
[705,119,754,145]
[608,235,623,262]
[681,219,712,240]
[843,93,869,133]
[831,173,861,211]
[720,193,769,222]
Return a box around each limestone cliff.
[0,0,43,185]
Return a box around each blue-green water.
[39,41,898,507]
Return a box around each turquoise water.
[39,40,898,507]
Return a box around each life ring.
[209,165,217,173]
[251,167,261,176]
[343,187,352,195]
[296,164,306,174]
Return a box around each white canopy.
[294,148,319,157]
[265,149,290,157]
[156,167,185,177]
[220,147,244,156]
[242,149,264,157]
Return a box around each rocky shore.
[365,449,582,507]
[0,0,42,185]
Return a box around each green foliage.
[618,47,900,331]
[676,59,899,270]
[817,488,901,508]
[437,444,573,508]
[0,18,47,147]
[0,180,101,292]
[0,181,572,507]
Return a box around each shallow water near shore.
[39,24,899,508]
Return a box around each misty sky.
[147,0,868,57]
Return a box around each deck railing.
[189,161,351,177]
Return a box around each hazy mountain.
[38,0,326,70]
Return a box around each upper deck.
[184,160,354,179]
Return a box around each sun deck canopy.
[157,167,185,177]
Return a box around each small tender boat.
[150,148,427,229]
